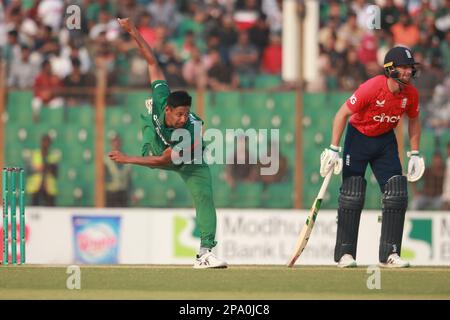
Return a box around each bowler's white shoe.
[193,251,228,269]
[380,253,410,268]
[337,254,357,268]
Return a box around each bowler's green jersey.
[140,80,203,163]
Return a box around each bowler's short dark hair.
[167,91,192,108]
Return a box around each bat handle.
[317,170,333,200]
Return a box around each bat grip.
[317,170,333,200]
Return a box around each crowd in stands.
[1,1,448,95]
[0,0,284,94]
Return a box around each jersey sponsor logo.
[373,113,401,123]
[376,99,385,107]
[401,98,407,108]
[349,94,357,104]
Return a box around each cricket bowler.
[109,18,227,269]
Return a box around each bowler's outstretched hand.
[109,150,128,164]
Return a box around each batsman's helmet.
[383,46,419,80]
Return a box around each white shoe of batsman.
[193,251,228,269]
[380,253,410,268]
[337,254,357,268]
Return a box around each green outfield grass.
[0,265,449,299]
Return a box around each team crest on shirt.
[401,98,408,108]
[376,99,385,107]
[145,98,153,114]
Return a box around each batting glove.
[320,145,343,177]
[406,150,425,182]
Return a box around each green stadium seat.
[231,182,263,207]
[39,107,64,125]
[7,91,33,124]
[264,182,293,208]
[254,74,282,89]
[67,105,93,127]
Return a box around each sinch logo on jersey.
[373,113,401,123]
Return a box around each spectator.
[411,152,446,210]
[26,134,60,206]
[37,0,64,32]
[176,4,207,41]
[336,12,363,53]
[175,30,199,63]
[137,12,157,47]
[229,31,259,88]
[440,30,450,73]
[165,61,187,88]
[104,135,132,207]
[338,47,367,91]
[377,31,395,67]
[224,135,259,190]
[207,49,238,90]
[425,83,450,132]
[391,13,420,48]
[261,32,282,74]
[5,2,23,32]
[262,0,282,33]
[89,10,120,42]
[2,29,20,65]
[94,41,117,86]
[86,0,116,31]
[204,0,226,32]
[321,36,341,90]
[357,32,378,65]
[31,59,63,123]
[63,58,95,106]
[117,0,146,26]
[33,24,59,59]
[233,0,262,31]
[306,48,330,92]
[248,13,270,60]
[8,44,39,89]
[215,14,238,63]
[156,42,183,82]
[182,46,207,89]
[61,39,91,75]
[351,0,371,30]
[49,43,73,79]
[413,52,442,113]
[442,142,450,209]
[147,0,177,32]
[380,0,402,32]
[318,17,339,50]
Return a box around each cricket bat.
[287,170,333,267]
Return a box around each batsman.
[321,46,425,268]
[109,18,227,269]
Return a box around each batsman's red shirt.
[345,75,419,137]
